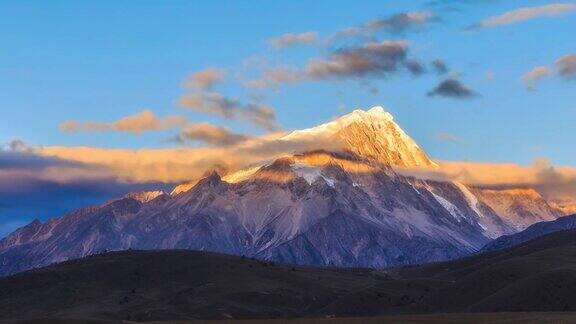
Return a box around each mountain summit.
[283,106,437,168]
[0,106,565,276]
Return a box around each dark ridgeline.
[482,214,576,252]
[1,229,576,321]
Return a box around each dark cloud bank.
[0,146,171,238]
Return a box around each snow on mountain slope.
[123,190,166,203]
[549,197,576,215]
[470,188,563,231]
[409,180,514,239]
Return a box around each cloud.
[471,3,576,28]
[519,53,576,90]
[366,11,438,34]
[0,141,171,234]
[35,131,341,184]
[4,137,575,226]
[179,92,280,131]
[332,27,365,40]
[333,11,438,40]
[521,66,551,90]
[179,92,238,119]
[60,110,187,134]
[244,67,303,89]
[184,68,225,90]
[174,123,250,146]
[435,132,460,143]
[556,54,576,79]
[431,59,448,75]
[28,140,576,203]
[305,40,410,80]
[6,139,33,153]
[246,40,435,89]
[269,32,318,49]
[241,105,280,132]
[0,143,83,172]
[397,158,576,201]
[404,59,426,76]
[427,78,477,98]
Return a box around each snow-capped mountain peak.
[282,106,393,140]
[283,106,436,168]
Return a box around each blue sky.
[0,0,575,235]
[1,0,574,163]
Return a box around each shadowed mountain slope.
[481,214,576,252]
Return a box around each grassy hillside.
[2,229,576,322]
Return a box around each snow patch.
[291,161,323,184]
[322,176,335,187]
[477,222,488,230]
[222,165,261,183]
[454,182,484,218]
[291,161,335,187]
[430,191,464,221]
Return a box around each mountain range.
[0,106,568,276]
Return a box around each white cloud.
[184,68,225,90]
[521,66,551,90]
[269,32,318,49]
[474,3,576,28]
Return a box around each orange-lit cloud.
[174,123,250,146]
[179,92,280,131]
[184,68,225,90]
[35,131,341,183]
[397,158,576,200]
[244,67,303,89]
[521,66,551,90]
[33,138,576,201]
[60,110,187,134]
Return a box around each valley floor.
[174,312,576,323]
[8,313,576,324]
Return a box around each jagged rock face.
[171,165,229,195]
[0,107,564,276]
[123,190,166,203]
